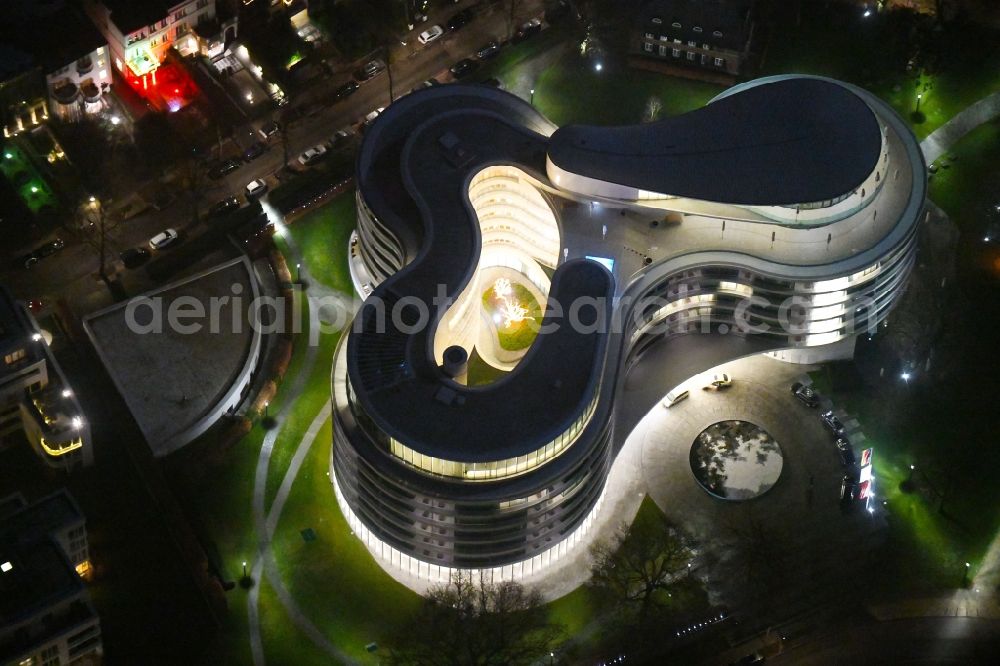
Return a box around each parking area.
[632,354,885,614]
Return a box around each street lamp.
[900,371,911,382]
[915,93,923,114]
[296,263,302,282]
[243,561,248,579]
[110,115,121,126]
[529,88,535,105]
[264,401,269,418]
[594,62,603,72]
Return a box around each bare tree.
[388,571,562,666]
[74,196,122,293]
[589,511,697,631]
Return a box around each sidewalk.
[921,89,1000,165]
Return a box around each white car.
[704,373,733,390]
[297,144,328,166]
[245,178,268,199]
[149,228,179,250]
[662,389,690,408]
[418,25,444,45]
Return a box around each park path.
[920,89,1000,164]
[248,203,356,665]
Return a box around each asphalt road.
[0,0,548,308]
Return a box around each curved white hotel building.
[332,75,926,585]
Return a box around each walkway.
[248,199,355,665]
[921,89,1000,165]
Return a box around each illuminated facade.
[335,76,925,586]
[0,288,92,471]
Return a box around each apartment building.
[0,490,101,666]
[634,0,755,79]
[0,288,92,471]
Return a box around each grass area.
[285,190,358,293]
[270,416,422,662]
[258,576,341,666]
[481,280,544,351]
[760,2,1000,139]
[533,54,722,126]
[466,348,509,386]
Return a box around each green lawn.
[482,281,544,351]
[0,142,59,214]
[760,3,1000,139]
[286,190,357,293]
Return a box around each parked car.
[208,196,240,218]
[840,473,859,503]
[836,438,855,466]
[208,158,241,180]
[22,239,65,268]
[703,373,732,390]
[245,179,268,199]
[357,59,386,82]
[446,9,474,31]
[297,144,328,167]
[820,410,846,437]
[242,141,267,162]
[662,389,690,408]
[332,80,360,101]
[449,58,478,78]
[149,228,179,250]
[258,120,280,141]
[362,107,385,131]
[476,40,500,60]
[418,24,444,44]
[119,247,150,269]
[791,381,820,407]
[513,18,542,42]
[328,128,356,149]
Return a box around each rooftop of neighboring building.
[0,286,35,360]
[0,501,84,631]
[637,0,754,51]
[0,1,107,81]
[101,0,193,34]
[0,490,84,547]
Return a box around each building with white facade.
[336,75,925,588]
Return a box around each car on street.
[357,59,386,82]
[836,438,855,466]
[328,128,356,149]
[446,9,474,31]
[476,40,500,60]
[362,107,385,131]
[297,144,328,167]
[791,381,820,407]
[449,58,478,78]
[840,472,860,503]
[662,389,690,408]
[821,410,846,437]
[259,120,280,141]
[208,158,241,180]
[332,80,360,102]
[513,18,542,42]
[245,178,268,199]
[242,141,267,162]
[703,373,732,390]
[149,228,179,250]
[119,247,150,268]
[208,196,240,218]
[418,25,444,44]
[22,239,65,268]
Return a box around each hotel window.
[672,48,681,58]
[4,349,26,365]
[693,26,703,33]
[688,40,697,47]
[645,32,654,39]
[686,51,696,61]
[700,53,708,64]
[713,30,723,38]
[672,21,681,28]
[198,0,209,7]
[702,43,709,49]
[99,69,108,80]
[175,9,187,20]
[659,45,667,56]
[673,38,681,44]
[644,42,653,52]
[714,57,724,67]
[651,17,662,24]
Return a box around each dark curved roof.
[350,86,612,463]
[547,78,882,206]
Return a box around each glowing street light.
[594,62,603,72]
[296,263,302,282]
[863,8,872,18]
[915,92,923,114]
[31,332,42,342]
[71,416,83,430]
[62,389,73,398]
[264,401,269,418]
[529,88,535,105]
[110,115,121,126]
[900,371,911,382]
